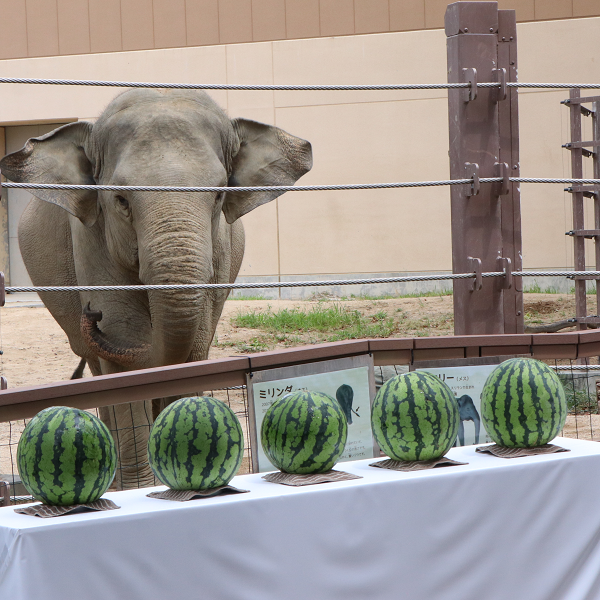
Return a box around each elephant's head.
[0,89,312,370]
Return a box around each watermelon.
[371,371,459,461]
[481,358,567,447]
[17,406,117,506]
[261,390,348,474]
[148,396,244,490]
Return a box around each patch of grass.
[524,283,562,294]
[341,289,452,301]
[227,294,268,301]
[398,313,454,336]
[213,335,270,353]
[560,377,598,414]
[233,304,396,338]
[568,285,598,295]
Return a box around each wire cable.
[1,77,600,90]
[2,177,600,194]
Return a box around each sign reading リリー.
[415,364,497,446]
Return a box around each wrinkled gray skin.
[0,89,312,489]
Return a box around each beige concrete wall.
[0,15,598,286]
[0,0,599,60]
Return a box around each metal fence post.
[497,10,524,334]
[446,1,523,335]
[0,480,9,507]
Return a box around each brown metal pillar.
[446,2,522,335]
[497,11,524,333]
[593,101,600,318]
[569,89,587,329]
[0,480,9,507]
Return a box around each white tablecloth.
[2,437,600,599]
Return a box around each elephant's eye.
[116,195,130,211]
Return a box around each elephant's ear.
[223,118,312,224]
[0,121,99,227]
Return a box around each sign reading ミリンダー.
[415,364,497,446]
[247,355,378,473]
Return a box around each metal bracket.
[562,143,595,158]
[0,273,5,308]
[468,257,483,292]
[497,256,512,289]
[0,480,9,507]
[492,68,507,102]
[465,162,480,197]
[562,100,594,117]
[462,68,477,102]
[494,162,510,196]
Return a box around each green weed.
[227,294,268,301]
[560,376,599,414]
[342,289,452,301]
[524,282,562,294]
[232,304,396,340]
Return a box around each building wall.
[0,11,598,294]
[0,0,598,60]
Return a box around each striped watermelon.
[481,358,567,447]
[17,406,117,506]
[261,390,348,474]
[148,396,244,490]
[371,371,459,461]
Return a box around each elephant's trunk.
[140,200,214,366]
[81,303,149,367]
[81,194,215,369]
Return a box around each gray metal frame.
[563,90,600,329]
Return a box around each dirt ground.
[0,293,597,479]
[0,291,581,386]
[0,294,460,388]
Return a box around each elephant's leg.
[473,413,481,444]
[100,400,155,490]
[458,421,465,446]
[97,360,155,490]
[152,395,185,421]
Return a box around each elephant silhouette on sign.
[457,394,481,445]
[336,384,356,424]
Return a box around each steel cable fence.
[0,385,252,505]
[0,77,600,90]
[2,360,599,505]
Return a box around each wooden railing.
[0,329,596,421]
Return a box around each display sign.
[247,355,378,473]
[412,357,515,446]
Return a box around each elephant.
[0,89,312,489]
[456,394,481,445]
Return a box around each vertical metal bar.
[0,480,8,507]
[446,1,503,335]
[593,102,600,317]
[570,88,587,329]
[497,9,524,334]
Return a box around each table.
[2,437,600,599]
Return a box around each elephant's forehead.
[100,102,228,141]
[96,101,233,169]
[100,89,227,121]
